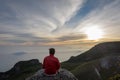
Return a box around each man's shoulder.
[54,56,58,59]
[53,56,59,61]
[44,56,49,59]
[44,55,59,60]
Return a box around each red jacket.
[43,54,60,75]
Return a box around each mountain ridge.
[62,41,120,80]
[66,41,120,63]
[0,41,120,80]
[0,59,42,80]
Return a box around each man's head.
[49,48,55,55]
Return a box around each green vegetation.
[0,59,42,80]
[0,41,120,80]
[61,42,120,80]
[9,65,41,80]
[108,74,120,80]
[61,62,80,71]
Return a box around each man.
[43,48,60,75]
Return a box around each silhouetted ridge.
[67,41,120,63]
[62,41,120,80]
[0,59,42,80]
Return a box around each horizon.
[0,45,90,72]
[0,41,119,72]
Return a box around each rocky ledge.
[26,69,78,80]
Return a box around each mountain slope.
[0,59,42,80]
[67,41,120,63]
[0,41,120,80]
[62,41,120,80]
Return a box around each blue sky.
[0,0,120,46]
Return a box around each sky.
[0,0,120,47]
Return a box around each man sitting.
[43,48,60,75]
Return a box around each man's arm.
[42,58,45,69]
[56,58,60,70]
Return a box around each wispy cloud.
[12,52,27,56]
[74,0,120,37]
[6,0,85,35]
[0,0,86,46]
[0,0,120,46]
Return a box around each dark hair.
[49,48,55,54]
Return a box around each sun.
[84,26,103,40]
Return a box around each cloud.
[12,52,27,56]
[57,33,87,41]
[0,0,120,46]
[0,0,86,45]
[74,0,120,36]
[5,0,85,35]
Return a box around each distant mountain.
[0,59,42,80]
[67,41,120,63]
[62,41,120,80]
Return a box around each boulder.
[26,69,78,80]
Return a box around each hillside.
[62,41,120,80]
[0,59,42,80]
[66,41,120,63]
[0,41,120,80]
[0,59,77,80]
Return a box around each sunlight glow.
[84,25,104,40]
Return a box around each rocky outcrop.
[26,69,78,80]
[0,59,42,80]
[0,59,77,80]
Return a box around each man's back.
[43,54,60,75]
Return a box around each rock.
[0,59,42,80]
[26,68,78,80]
